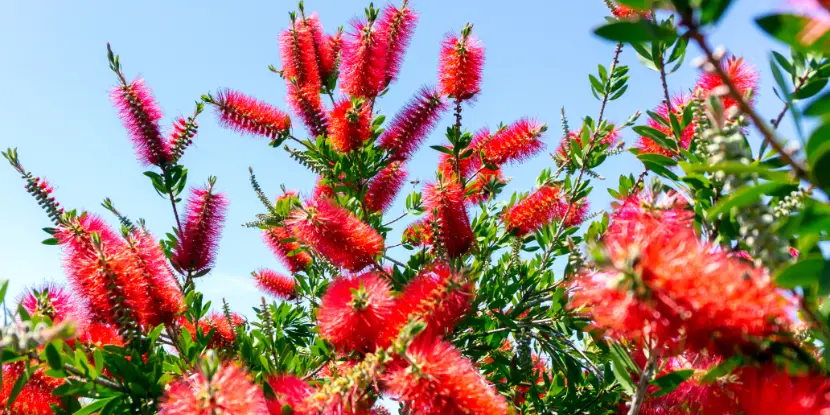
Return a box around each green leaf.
[700,0,734,26]
[637,153,678,167]
[771,51,793,76]
[757,14,830,54]
[805,91,830,116]
[680,161,792,182]
[794,78,828,100]
[616,0,649,8]
[808,140,830,192]
[707,182,789,219]
[429,145,454,155]
[42,238,58,245]
[5,365,31,410]
[775,256,827,289]
[45,344,62,370]
[0,280,8,304]
[649,369,695,397]
[73,397,118,415]
[632,126,676,151]
[594,21,677,43]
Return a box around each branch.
[627,349,659,415]
[27,351,125,391]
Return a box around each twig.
[627,349,659,415]
[303,359,331,381]
[382,211,409,227]
[27,351,125,391]
[383,255,406,268]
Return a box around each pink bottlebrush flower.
[607,191,693,240]
[19,282,85,326]
[110,78,170,166]
[384,339,508,414]
[279,16,321,91]
[696,56,759,113]
[24,177,64,224]
[438,26,485,100]
[124,229,186,325]
[378,86,447,161]
[789,247,800,258]
[402,217,433,246]
[173,183,228,275]
[287,197,384,271]
[339,18,388,98]
[299,13,339,84]
[637,95,694,157]
[263,226,312,274]
[1,362,64,415]
[287,83,329,138]
[612,5,653,19]
[503,185,562,236]
[165,116,198,162]
[365,161,407,213]
[159,362,265,415]
[481,118,546,166]
[212,89,292,140]
[266,375,314,415]
[559,199,589,227]
[423,179,474,257]
[378,3,418,87]
[735,365,830,415]
[253,268,296,300]
[317,272,395,353]
[328,99,372,152]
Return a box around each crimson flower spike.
[287,81,329,138]
[1,362,65,415]
[378,86,447,161]
[328,98,372,152]
[504,185,563,236]
[3,149,65,225]
[279,11,322,94]
[297,9,341,85]
[123,228,186,326]
[481,118,547,166]
[107,44,171,167]
[19,282,86,328]
[365,161,408,213]
[252,268,296,300]
[317,271,394,353]
[263,226,312,273]
[695,55,759,113]
[159,358,266,415]
[265,375,313,415]
[166,103,204,165]
[205,89,292,142]
[438,23,485,100]
[339,5,388,98]
[172,177,228,276]
[423,177,474,257]
[378,0,418,87]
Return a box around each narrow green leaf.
[73,397,118,415]
[5,365,31,410]
[707,182,788,219]
[594,21,677,43]
[45,344,62,370]
[649,369,695,397]
[775,256,827,289]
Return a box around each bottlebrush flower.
[402,217,432,246]
[312,176,336,200]
[159,362,265,415]
[328,99,372,152]
[253,268,296,300]
[378,86,447,161]
[438,25,485,100]
[481,118,546,166]
[734,365,830,415]
[78,322,125,348]
[318,272,395,353]
[559,199,589,227]
[465,166,503,205]
[503,185,562,236]
[166,115,198,163]
[606,191,694,241]
[365,161,407,212]
[287,197,384,271]
[279,19,322,93]
[288,83,329,138]
[556,127,620,160]
[378,2,418,86]
[263,226,312,274]
[20,282,84,325]
[172,183,228,275]
[637,95,694,157]
[384,339,508,414]
[382,263,471,344]
[612,5,652,19]
[110,78,170,166]
[423,178,474,257]
[211,89,292,141]
[266,375,313,415]
[124,229,185,325]
[180,312,244,350]
[324,32,343,79]
[340,18,388,98]
[1,362,64,415]
[696,56,759,113]
[299,13,340,83]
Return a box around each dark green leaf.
[45,344,62,370]
[594,21,677,43]
[808,140,830,192]
[429,145,454,155]
[794,78,828,100]
[73,397,118,415]
[5,365,31,410]
[805,92,830,116]
[775,256,827,288]
[649,369,695,397]
[707,182,789,219]
[42,238,58,245]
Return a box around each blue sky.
[0,0,794,315]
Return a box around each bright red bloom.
[263,226,312,274]
[365,161,407,213]
[402,217,433,246]
[378,3,418,87]
[514,355,551,405]
[606,191,693,241]
[559,199,589,227]
[279,18,322,94]
[20,282,84,326]
[173,184,228,275]
[556,127,620,161]
[110,78,170,166]
[253,268,296,300]
[318,272,395,353]
[734,365,830,415]
[378,86,447,161]
[790,247,800,258]
[266,375,314,415]
[1,362,64,415]
[340,18,388,98]
[328,99,372,152]
[481,118,546,166]
[613,5,652,19]
[124,229,185,325]
[287,83,329,138]
[159,363,265,415]
[78,322,125,347]
[438,28,485,100]
[696,56,759,113]
[637,95,694,157]
[384,339,508,414]
[312,176,336,200]
[503,185,562,235]
[465,166,503,205]
[212,89,292,140]
[301,13,340,84]
[180,312,244,350]
[166,116,198,162]
[287,197,384,271]
[423,179,474,257]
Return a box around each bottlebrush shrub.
[3,1,830,414]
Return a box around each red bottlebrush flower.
[365,161,407,212]
[423,179,474,257]
[312,176,336,200]
[464,165,504,206]
[481,118,547,166]
[378,86,447,161]
[180,312,244,350]
[613,5,652,19]
[328,99,372,152]
[514,355,551,405]
[1,362,64,415]
[279,18,322,94]
[556,127,620,161]
[287,83,329,138]
[637,95,694,157]
[78,322,125,348]
[402,217,433,246]
[266,375,314,415]
[438,27,485,100]
[696,56,759,113]
[378,3,418,87]
[559,199,589,227]
[165,115,198,163]
[172,183,228,275]
[382,263,472,344]
[212,89,292,140]
[124,229,186,325]
[318,272,395,353]
[371,406,391,415]
[110,78,170,166]
[790,247,800,257]
[340,18,388,98]
[287,198,384,271]
[384,339,508,414]
[324,32,343,79]
[735,365,830,415]
[263,226,312,274]
[503,185,562,236]
[159,363,265,415]
[20,282,84,326]
[253,268,296,300]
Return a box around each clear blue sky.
[0,0,793,315]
